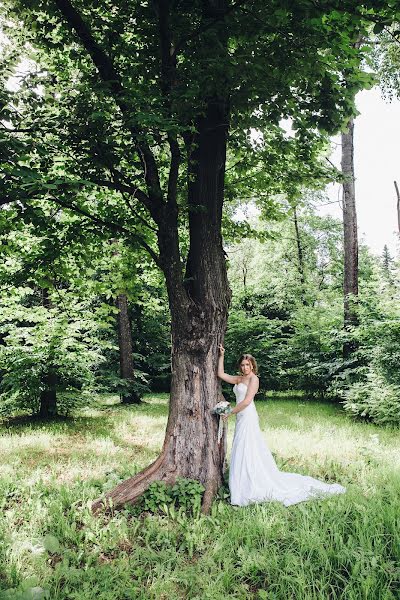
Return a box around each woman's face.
[240,359,253,376]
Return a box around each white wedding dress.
[229,383,346,507]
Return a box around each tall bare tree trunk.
[39,289,57,417]
[394,180,400,235]
[293,206,307,303]
[116,293,141,404]
[341,118,359,356]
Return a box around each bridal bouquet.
[211,400,232,416]
[211,401,232,444]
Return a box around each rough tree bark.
[341,117,359,356]
[116,293,141,404]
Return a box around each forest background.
[1,5,400,425]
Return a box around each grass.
[0,394,399,599]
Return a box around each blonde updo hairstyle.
[237,353,258,375]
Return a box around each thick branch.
[53,0,164,222]
[91,178,155,214]
[53,0,124,99]
[122,193,158,233]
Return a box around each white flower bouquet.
[211,400,232,444]
[211,400,232,416]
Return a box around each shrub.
[133,478,205,517]
[343,371,400,426]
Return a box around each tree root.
[92,452,172,513]
[201,477,220,514]
[92,451,224,516]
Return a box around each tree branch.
[53,0,125,99]
[46,195,161,266]
[156,0,181,208]
[122,193,158,233]
[53,0,165,223]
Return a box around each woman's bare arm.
[217,345,240,384]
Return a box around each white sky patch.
[279,117,295,138]
[322,87,400,257]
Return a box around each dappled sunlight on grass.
[1,394,399,490]
[0,395,169,486]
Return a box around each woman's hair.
[237,353,258,375]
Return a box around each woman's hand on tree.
[218,344,225,355]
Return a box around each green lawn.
[0,395,399,599]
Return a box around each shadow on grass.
[0,394,170,438]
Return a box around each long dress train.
[229,383,346,507]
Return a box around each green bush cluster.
[343,372,400,425]
[224,294,345,397]
[342,320,400,426]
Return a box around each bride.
[217,345,346,507]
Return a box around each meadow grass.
[0,394,399,599]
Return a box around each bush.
[225,309,291,390]
[343,371,400,426]
[339,319,400,426]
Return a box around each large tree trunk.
[116,293,141,404]
[90,0,231,514]
[93,97,231,513]
[341,117,359,357]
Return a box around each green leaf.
[42,534,61,553]
[373,22,385,34]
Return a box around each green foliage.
[135,478,205,518]
[1,581,50,600]
[341,320,400,426]
[225,206,347,395]
[225,307,290,390]
[0,205,166,413]
[0,289,107,417]
[343,371,400,425]
[225,202,400,420]
[1,0,391,262]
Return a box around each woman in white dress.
[217,345,346,507]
